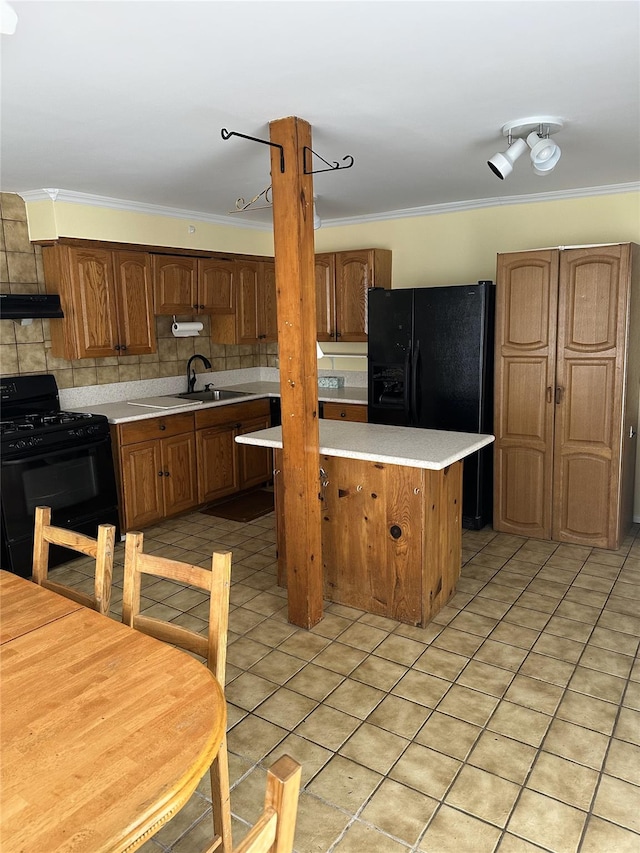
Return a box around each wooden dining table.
[0,569,226,853]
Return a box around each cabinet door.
[68,247,120,358]
[120,440,164,529]
[237,415,272,490]
[196,424,238,503]
[552,246,628,548]
[322,402,368,423]
[334,250,373,342]
[259,261,278,342]
[198,258,235,313]
[237,260,260,343]
[113,251,156,355]
[315,254,336,341]
[493,250,559,539]
[161,433,198,516]
[153,256,197,314]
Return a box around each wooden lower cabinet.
[275,450,462,626]
[115,413,197,530]
[196,399,272,504]
[321,402,368,422]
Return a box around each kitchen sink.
[177,389,252,402]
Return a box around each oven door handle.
[1,436,110,466]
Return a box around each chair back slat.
[32,505,115,616]
[133,614,209,660]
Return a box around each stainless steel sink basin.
[177,389,252,402]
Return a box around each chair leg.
[210,733,232,852]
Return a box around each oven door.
[1,435,120,577]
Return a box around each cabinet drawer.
[195,398,270,430]
[118,412,195,445]
[322,402,368,423]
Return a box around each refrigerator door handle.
[410,340,420,425]
[403,350,411,424]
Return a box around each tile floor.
[51,509,640,853]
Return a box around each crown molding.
[17,182,639,231]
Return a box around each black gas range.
[0,374,120,577]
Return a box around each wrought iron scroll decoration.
[220,128,285,173]
[303,147,354,175]
[228,185,273,215]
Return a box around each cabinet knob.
[193,304,199,310]
[120,344,127,352]
[159,424,166,431]
[200,304,205,309]
[114,344,121,352]
[340,411,346,417]
[158,470,164,477]
[164,470,170,477]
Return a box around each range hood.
[0,293,64,320]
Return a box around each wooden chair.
[205,755,302,853]
[32,505,116,616]
[122,531,233,852]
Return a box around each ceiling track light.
[488,115,564,180]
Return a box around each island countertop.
[236,420,494,471]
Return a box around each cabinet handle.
[555,386,564,404]
[340,411,346,417]
[120,344,127,352]
[114,344,121,352]
[158,470,164,477]
[200,304,205,309]
[546,386,552,403]
[193,304,199,310]
[164,470,170,477]
[159,424,166,431]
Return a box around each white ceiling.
[1,0,639,229]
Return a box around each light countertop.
[68,382,368,424]
[236,421,494,470]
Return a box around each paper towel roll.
[172,321,203,337]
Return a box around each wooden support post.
[269,116,323,628]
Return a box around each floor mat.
[200,489,274,523]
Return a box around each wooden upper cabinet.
[198,258,235,313]
[43,245,156,359]
[494,243,638,550]
[152,256,197,314]
[237,260,260,343]
[260,260,278,343]
[317,249,391,342]
[210,259,277,344]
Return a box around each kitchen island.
[237,421,494,627]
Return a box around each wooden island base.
[275,449,463,627]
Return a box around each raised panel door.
[315,254,336,341]
[70,247,120,358]
[259,261,278,342]
[553,246,627,547]
[198,259,235,313]
[161,433,197,516]
[153,256,197,314]
[113,251,156,355]
[237,415,272,490]
[120,440,164,529]
[237,261,259,343]
[334,250,371,341]
[493,250,559,538]
[196,425,238,503]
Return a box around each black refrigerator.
[368,281,495,529]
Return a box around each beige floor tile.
[361,778,437,845]
[526,751,598,810]
[568,665,627,704]
[340,722,409,775]
[254,687,317,729]
[554,599,601,624]
[501,605,550,631]
[374,633,427,665]
[294,704,360,751]
[249,649,306,683]
[307,754,382,811]
[227,714,287,762]
[277,630,331,661]
[489,622,541,650]
[432,627,484,657]
[414,646,468,680]
[418,804,501,852]
[366,695,432,739]
[414,711,481,761]
[244,617,298,647]
[392,670,451,709]
[311,642,369,675]
[448,610,499,638]
[579,644,635,678]
[389,743,461,799]
[580,815,640,853]
[592,774,640,832]
[285,663,345,701]
[309,612,352,639]
[507,789,587,852]
[623,680,640,711]
[350,654,407,691]
[337,622,389,653]
[487,701,551,747]
[518,650,576,687]
[542,718,609,770]
[503,674,563,715]
[468,731,537,785]
[456,659,515,697]
[264,733,332,787]
[604,738,640,786]
[226,636,271,669]
[436,684,499,727]
[531,633,585,663]
[225,671,278,711]
[292,791,352,853]
[496,831,552,851]
[556,689,619,735]
[331,819,410,852]
[474,639,529,672]
[152,791,210,845]
[324,678,386,719]
[446,764,520,827]
[544,614,593,642]
[464,596,512,620]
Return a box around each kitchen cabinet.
[42,245,156,359]
[114,413,197,530]
[315,249,392,342]
[493,243,639,549]
[321,402,368,422]
[195,399,272,503]
[153,255,235,315]
[210,260,277,344]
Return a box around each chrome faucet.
[186,353,212,393]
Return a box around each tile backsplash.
[0,193,277,388]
